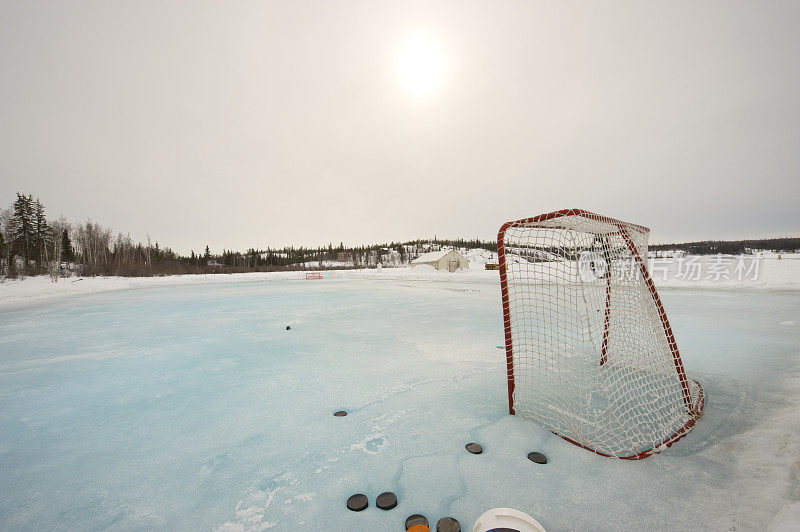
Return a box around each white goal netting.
[498,209,704,459]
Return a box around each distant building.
[411,249,469,272]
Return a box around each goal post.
[498,209,704,459]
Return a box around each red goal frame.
[497,208,705,459]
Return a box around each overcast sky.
[1,1,798,253]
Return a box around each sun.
[394,34,446,98]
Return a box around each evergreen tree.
[33,198,51,271]
[61,228,74,262]
[10,193,34,264]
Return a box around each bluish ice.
[1,279,799,531]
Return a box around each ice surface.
[1,277,799,530]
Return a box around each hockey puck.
[437,516,461,532]
[465,443,483,454]
[527,451,548,464]
[333,410,347,417]
[406,514,429,529]
[286,325,291,330]
[376,491,397,510]
[346,493,368,512]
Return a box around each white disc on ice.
[472,507,546,532]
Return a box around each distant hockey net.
[498,209,704,459]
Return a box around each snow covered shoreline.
[1,254,798,310]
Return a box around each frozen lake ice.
[1,277,799,530]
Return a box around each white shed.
[411,249,470,272]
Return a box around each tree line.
[0,193,498,279]
[649,237,800,255]
[6,192,791,280]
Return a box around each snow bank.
[648,254,800,291]
[1,254,799,310]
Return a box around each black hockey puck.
[465,442,483,454]
[346,493,368,512]
[376,491,397,510]
[286,325,291,330]
[333,410,347,417]
[406,514,429,529]
[527,451,548,464]
[437,516,461,532]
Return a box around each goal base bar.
[553,379,705,460]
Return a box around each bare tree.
[146,234,152,269]
[49,217,69,280]
[0,207,10,277]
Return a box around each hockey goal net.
[498,209,704,459]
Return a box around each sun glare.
[394,34,446,98]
